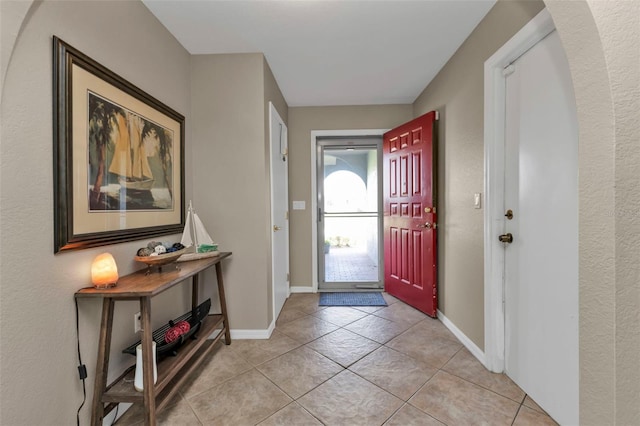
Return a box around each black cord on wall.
[75,293,123,426]
[111,405,119,426]
[75,297,87,426]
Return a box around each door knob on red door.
[499,233,514,243]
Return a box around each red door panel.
[384,111,438,317]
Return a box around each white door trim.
[269,102,289,323]
[483,8,555,373]
[310,129,388,292]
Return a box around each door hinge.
[286,273,290,282]
[285,210,289,220]
[503,64,515,77]
[435,110,440,121]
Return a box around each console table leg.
[140,297,156,426]
[192,274,199,309]
[215,263,231,344]
[91,298,114,426]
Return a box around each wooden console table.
[75,252,232,426]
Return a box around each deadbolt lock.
[418,222,437,229]
[505,209,514,220]
[498,233,514,243]
[424,206,436,214]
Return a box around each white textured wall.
[0,1,191,424]
[544,2,616,422]
[547,1,640,423]
[592,3,640,423]
[0,0,32,96]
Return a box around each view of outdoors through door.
[318,139,382,290]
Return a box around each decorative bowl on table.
[134,248,187,267]
[134,242,187,272]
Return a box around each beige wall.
[287,105,413,288]
[0,1,192,424]
[0,0,31,95]
[264,58,288,126]
[191,53,287,330]
[412,0,544,349]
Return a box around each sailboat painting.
[178,202,219,262]
[88,91,174,211]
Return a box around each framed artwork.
[53,36,185,253]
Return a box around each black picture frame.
[53,36,185,253]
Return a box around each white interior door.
[269,103,289,321]
[503,30,578,425]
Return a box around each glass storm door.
[317,138,383,290]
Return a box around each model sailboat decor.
[177,201,219,262]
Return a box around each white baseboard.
[437,309,486,365]
[229,320,275,340]
[290,286,316,293]
[202,319,275,341]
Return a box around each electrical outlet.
[134,312,142,333]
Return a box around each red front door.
[383,111,438,317]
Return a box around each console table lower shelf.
[75,252,232,426]
[103,314,225,408]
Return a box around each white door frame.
[309,129,388,293]
[483,9,555,373]
[269,102,290,322]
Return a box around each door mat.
[319,292,387,307]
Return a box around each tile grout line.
[252,296,535,425]
[511,402,525,426]
[274,305,452,424]
[334,311,450,425]
[352,303,518,424]
[305,296,545,423]
[277,301,423,425]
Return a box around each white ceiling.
[142,0,496,107]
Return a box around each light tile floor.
[324,247,378,282]
[116,293,558,426]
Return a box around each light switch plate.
[474,193,482,209]
[292,201,306,210]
